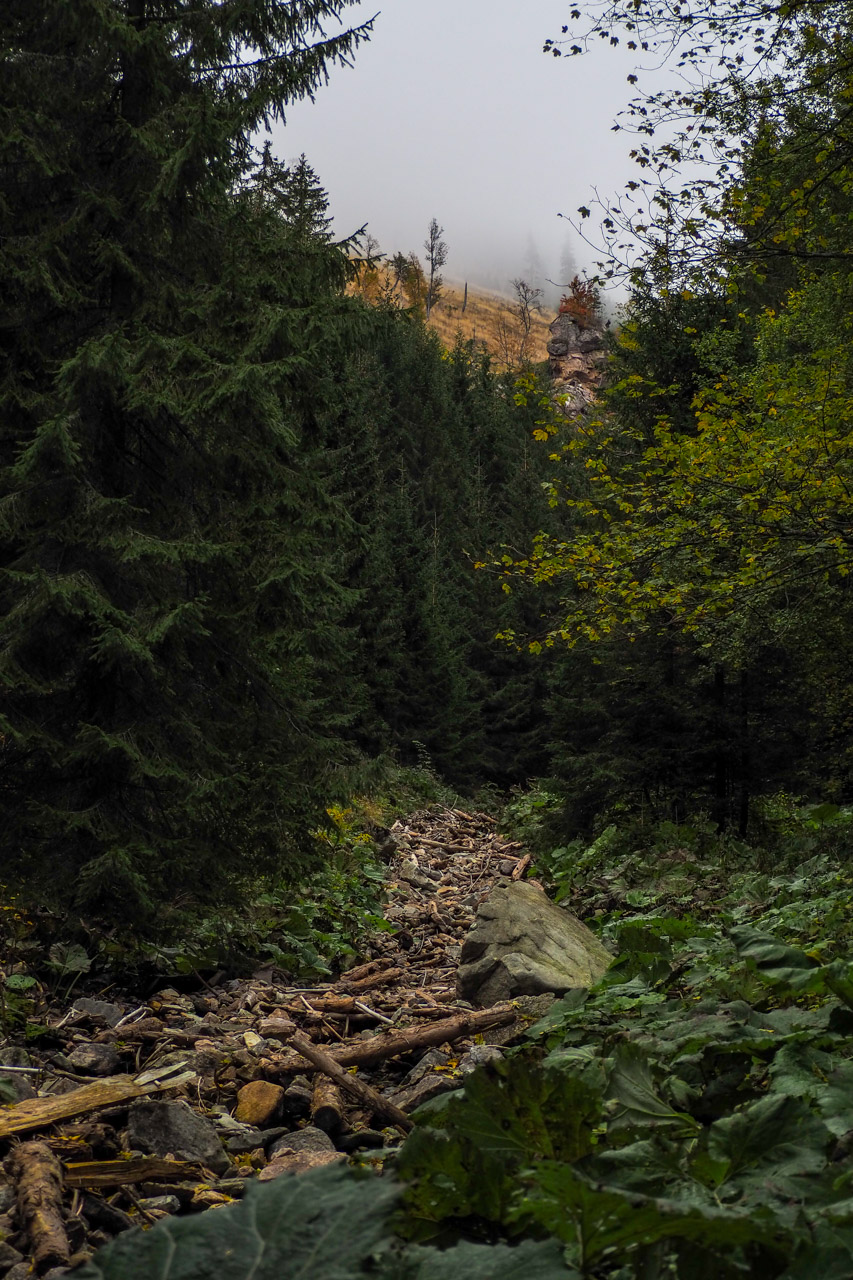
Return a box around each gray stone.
[402,1048,449,1086]
[398,859,434,890]
[67,1043,121,1076]
[388,1073,458,1113]
[458,1044,503,1074]
[222,1125,266,1155]
[0,1242,24,1269]
[456,881,612,1006]
[72,998,125,1027]
[127,1100,231,1175]
[267,1126,335,1161]
[0,1072,36,1102]
[4,1265,31,1280]
[138,1195,180,1214]
[0,1047,31,1068]
[0,1186,15,1214]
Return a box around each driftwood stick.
[273,1005,516,1074]
[511,853,532,881]
[289,1034,413,1134]
[346,967,405,995]
[63,1157,201,1189]
[8,1140,70,1273]
[334,958,397,984]
[0,1067,195,1140]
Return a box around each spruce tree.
[0,1,371,931]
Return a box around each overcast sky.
[270,1,644,302]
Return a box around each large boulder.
[127,1100,231,1175]
[456,881,611,1006]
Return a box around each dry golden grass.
[427,280,553,369]
[350,267,553,370]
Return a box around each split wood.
[273,1005,516,1074]
[62,1157,201,1189]
[0,1068,195,1140]
[288,1033,413,1134]
[345,967,406,995]
[8,1140,70,1272]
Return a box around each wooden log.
[8,1140,70,1272]
[273,1005,516,1074]
[310,1076,346,1134]
[0,1065,196,1140]
[62,1157,201,1189]
[335,957,397,984]
[286,995,357,1016]
[289,1034,412,1135]
[346,967,405,995]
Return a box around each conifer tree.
[0,0,371,930]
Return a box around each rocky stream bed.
[0,809,610,1276]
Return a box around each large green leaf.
[731,927,825,994]
[520,1161,787,1266]
[407,1237,575,1279]
[74,1164,576,1279]
[74,1165,401,1280]
[607,1043,700,1137]
[398,1055,603,1227]
[706,1093,831,1192]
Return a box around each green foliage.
[75,1163,571,1280]
[389,812,853,1276]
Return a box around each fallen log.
[334,957,397,985]
[346,967,406,995]
[271,1005,516,1074]
[62,1157,201,1189]
[0,1064,195,1140]
[285,995,357,1016]
[8,1140,70,1273]
[310,1076,346,1134]
[289,1034,412,1135]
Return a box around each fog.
[270,0,645,304]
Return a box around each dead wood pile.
[0,809,544,1276]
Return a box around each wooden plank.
[0,1066,195,1140]
[63,1157,201,1189]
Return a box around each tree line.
[0,0,565,938]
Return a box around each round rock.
[67,1043,121,1076]
[235,1081,285,1127]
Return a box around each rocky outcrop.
[456,881,612,1006]
[127,1100,231,1175]
[547,313,607,413]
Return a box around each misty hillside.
[427,279,553,368]
[352,263,554,368]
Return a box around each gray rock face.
[267,1126,335,1161]
[67,1042,121,1076]
[546,313,606,406]
[456,881,611,1006]
[127,1100,230,1175]
[0,1072,36,1102]
[72,998,125,1027]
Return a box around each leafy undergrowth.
[74,1163,569,1279]
[0,762,457,1020]
[395,798,853,1276]
[64,795,853,1275]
